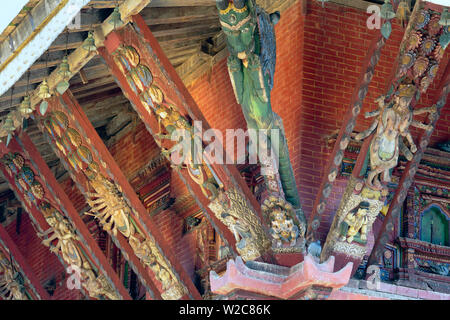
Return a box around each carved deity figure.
[216,0,303,217]
[85,170,185,299]
[269,209,299,247]
[37,202,119,300]
[222,212,253,250]
[0,252,26,300]
[340,201,370,243]
[209,189,270,260]
[355,84,436,190]
[38,202,85,267]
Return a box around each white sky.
[429,0,450,6]
[0,0,28,36]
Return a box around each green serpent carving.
[216,0,304,219]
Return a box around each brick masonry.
[8,0,450,298]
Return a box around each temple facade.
[0,0,449,300]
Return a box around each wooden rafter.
[0,135,132,300]
[0,222,50,300]
[367,61,450,267]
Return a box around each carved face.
[218,1,256,59]
[356,208,368,217]
[394,96,413,112]
[46,215,58,228]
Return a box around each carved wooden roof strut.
[0,136,131,300]
[0,222,50,300]
[367,60,450,268]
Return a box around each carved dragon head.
[216,0,257,60]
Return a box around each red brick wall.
[17,0,450,298]
[186,1,450,241]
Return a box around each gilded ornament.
[149,85,164,105]
[416,10,430,30]
[0,252,27,300]
[427,14,442,36]
[407,32,422,52]
[421,37,436,55]
[38,201,120,300]
[86,173,186,299]
[208,189,270,261]
[66,128,82,148]
[413,56,429,78]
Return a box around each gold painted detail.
[0,251,27,300]
[37,201,119,300]
[208,189,270,261]
[86,172,186,300]
[219,2,248,15]
[261,195,306,252]
[113,44,222,201]
[321,177,384,261]
[43,108,187,300]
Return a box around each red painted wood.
[17,132,132,300]
[0,223,50,300]
[99,18,272,260]
[307,32,386,239]
[57,91,201,299]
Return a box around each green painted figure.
[216,0,304,222]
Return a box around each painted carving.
[37,201,119,300]
[322,7,448,261]
[112,40,273,261]
[86,168,186,300]
[261,195,305,251]
[113,44,221,203]
[415,258,450,277]
[355,85,436,190]
[216,0,306,248]
[322,178,385,260]
[43,109,187,299]
[208,188,270,261]
[339,201,370,244]
[0,252,27,300]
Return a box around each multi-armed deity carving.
[216,0,306,251]
[0,251,27,300]
[355,84,436,191]
[37,201,119,300]
[42,109,187,300]
[1,152,119,300]
[322,7,445,261]
[86,168,185,299]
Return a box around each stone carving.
[37,201,119,300]
[0,252,27,300]
[355,84,436,190]
[216,0,305,226]
[209,188,270,261]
